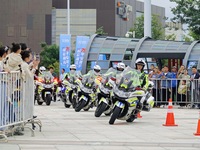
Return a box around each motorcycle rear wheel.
[37,101,43,105]
[109,107,121,125]
[75,99,86,112]
[95,102,107,117]
[126,115,136,122]
[64,103,71,108]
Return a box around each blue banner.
[59,34,71,73]
[75,36,90,71]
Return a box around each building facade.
[52,0,165,45]
[0,0,165,52]
[0,0,52,53]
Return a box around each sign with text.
[75,36,90,71]
[59,34,71,73]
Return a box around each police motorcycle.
[61,71,82,108]
[94,68,117,117]
[109,66,146,124]
[35,71,56,106]
[75,71,101,112]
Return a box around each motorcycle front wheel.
[46,94,52,106]
[95,102,107,117]
[126,115,136,122]
[109,107,122,125]
[75,99,86,112]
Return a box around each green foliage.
[51,61,59,77]
[40,42,75,75]
[95,26,108,35]
[170,0,200,40]
[70,52,74,64]
[40,43,59,76]
[183,34,193,42]
[130,15,165,40]
[165,34,176,41]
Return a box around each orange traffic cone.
[163,98,178,126]
[137,112,142,118]
[194,112,200,136]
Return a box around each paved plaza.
[0,102,200,150]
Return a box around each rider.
[115,62,126,84]
[116,62,125,73]
[135,58,153,111]
[39,66,46,76]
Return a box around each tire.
[75,99,86,112]
[126,115,136,123]
[46,94,52,106]
[104,111,112,116]
[72,96,77,108]
[37,101,43,105]
[109,107,121,125]
[53,94,56,102]
[64,103,71,108]
[95,102,107,117]
[83,107,90,111]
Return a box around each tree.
[95,26,108,35]
[165,34,176,41]
[129,14,165,40]
[40,42,59,76]
[170,0,200,40]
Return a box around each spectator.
[148,64,155,77]
[149,66,162,107]
[171,66,178,102]
[0,47,6,132]
[191,66,200,108]
[0,47,6,71]
[3,43,23,74]
[60,68,66,81]
[177,65,185,77]
[177,69,190,107]
[21,50,38,78]
[48,66,57,78]
[160,65,172,106]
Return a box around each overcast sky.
[138,0,177,19]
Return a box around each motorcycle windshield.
[82,73,95,89]
[102,67,117,80]
[42,71,54,83]
[118,66,140,91]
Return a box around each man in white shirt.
[60,68,66,81]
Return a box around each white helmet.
[70,64,76,70]
[135,58,146,70]
[117,62,125,70]
[93,65,101,74]
[39,66,46,71]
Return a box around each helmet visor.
[94,69,100,73]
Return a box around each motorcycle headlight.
[82,87,92,94]
[44,84,53,88]
[100,85,109,95]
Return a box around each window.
[98,54,110,60]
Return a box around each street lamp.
[144,0,151,37]
[67,0,70,34]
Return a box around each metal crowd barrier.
[149,77,200,108]
[0,71,42,142]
